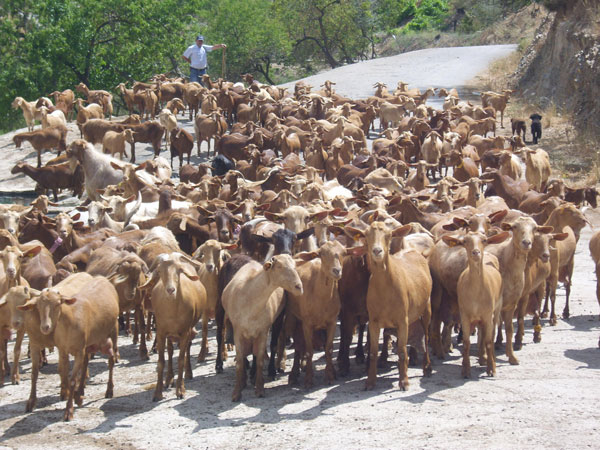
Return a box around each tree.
[204,0,291,84]
[274,0,374,69]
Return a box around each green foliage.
[204,0,291,84]
[372,0,449,33]
[274,0,376,69]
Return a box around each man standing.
[182,35,226,84]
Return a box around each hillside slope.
[514,0,600,137]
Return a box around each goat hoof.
[550,318,557,326]
[399,379,409,391]
[25,399,36,412]
[423,365,433,377]
[513,342,522,351]
[508,356,519,365]
[562,311,570,319]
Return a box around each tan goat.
[192,240,236,362]
[443,232,509,378]
[347,222,432,391]
[143,253,206,402]
[222,254,303,401]
[286,241,345,387]
[18,273,119,421]
[541,204,588,323]
[522,148,551,191]
[11,96,41,131]
[102,129,135,160]
[515,231,568,349]
[0,245,40,385]
[74,98,104,136]
[143,89,158,120]
[481,90,512,128]
[487,217,553,366]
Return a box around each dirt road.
[0,45,599,449]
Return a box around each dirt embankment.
[515,0,600,138]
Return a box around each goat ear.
[310,210,329,222]
[442,235,462,247]
[62,297,77,305]
[258,203,271,211]
[251,234,273,244]
[345,226,365,241]
[488,210,508,223]
[71,213,81,221]
[220,242,238,251]
[197,206,214,219]
[0,293,7,307]
[23,246,42,258]
[388,196,403,207]
[295,251,319,262]
[486,231,510,245]
[551,232,569,241]
[500,222,513,231]
[110,161,123,171]
[392,224,412,239]
[75,206,87,212]
[263,260,273,271]
[73,222,85,230]
[18,297,38,310]
[536,226,554,234]
[179,267,199,281]
[264,211,281,223]
[452,217,468,228]
[328,225,345,236]
[297,227,315,240]
[442,223,459,231]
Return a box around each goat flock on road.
[2,72,599,423]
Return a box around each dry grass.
[475,51,522,91]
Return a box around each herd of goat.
[2,73,599,422]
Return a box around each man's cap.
[196,35,204,41]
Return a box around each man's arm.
[211,44,227,50]
[182,47,192,64]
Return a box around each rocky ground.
[0,45,599,449]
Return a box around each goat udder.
[86,338,114,357]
